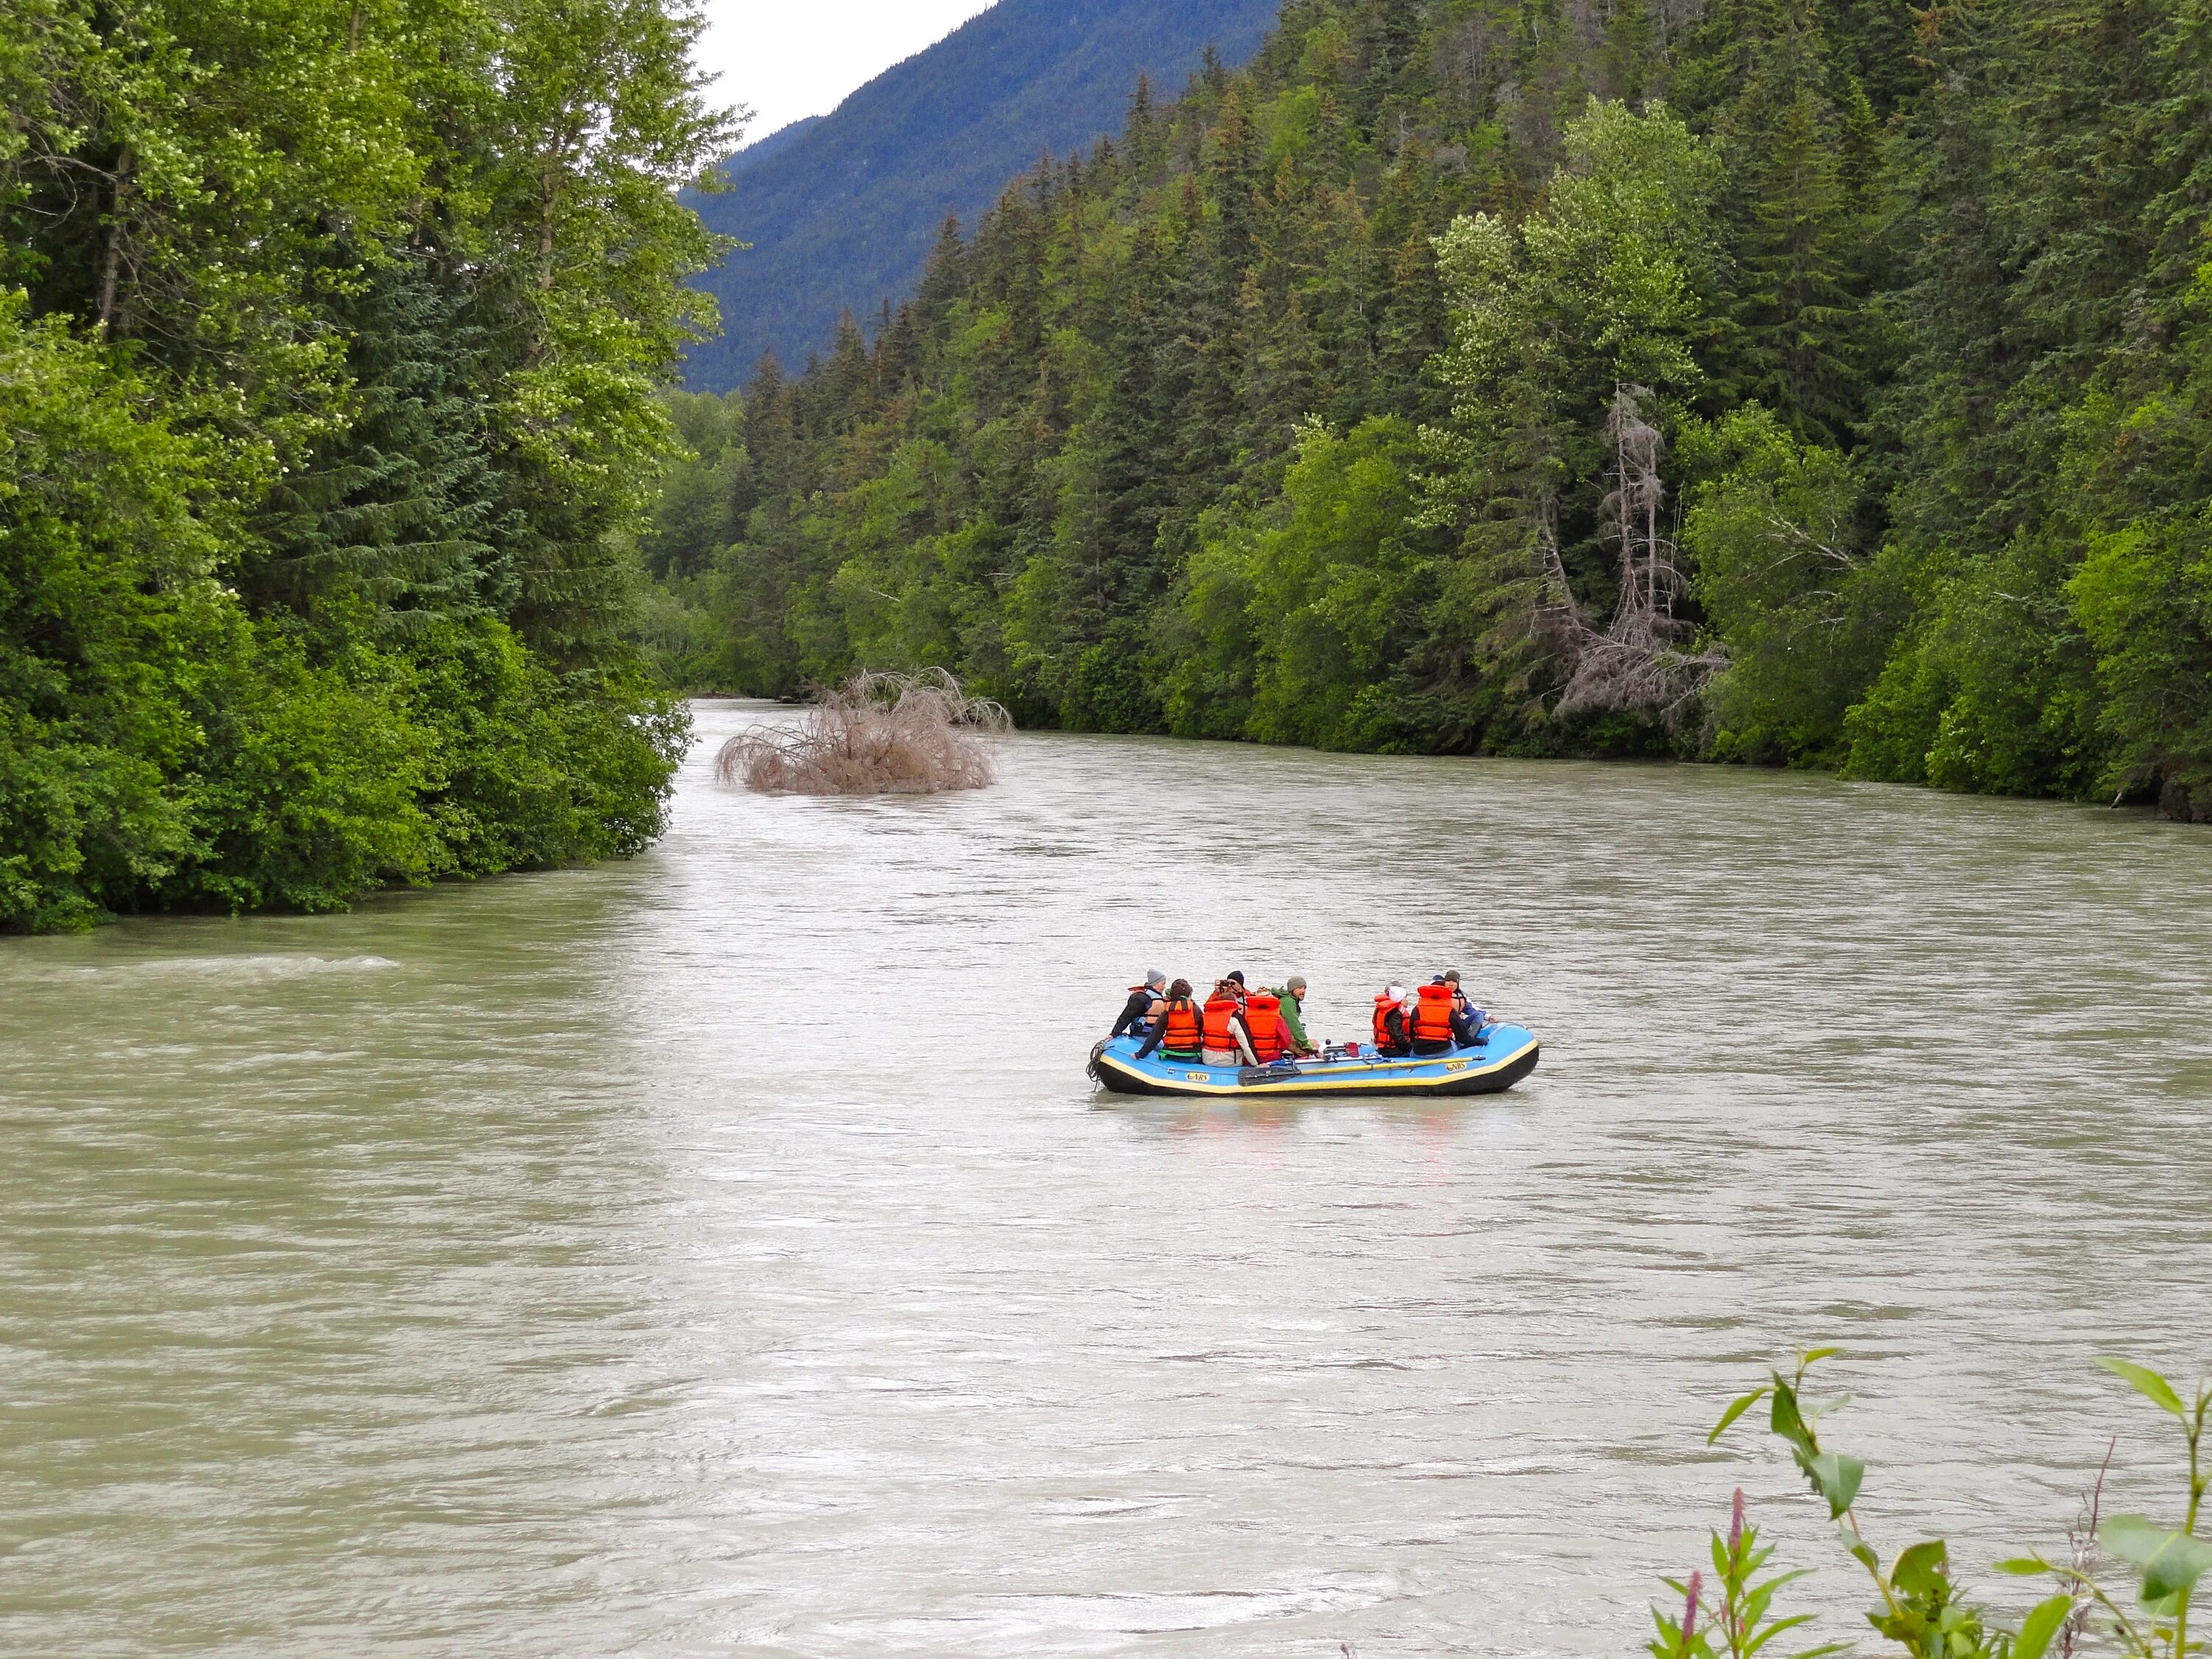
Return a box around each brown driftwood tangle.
[714,669,1012,796]
[1543,386,1728,723]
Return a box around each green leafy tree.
[1422,99,1724,737]
[1,0,732,931]
[1681,405,1894,762]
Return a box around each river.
[4,701,2209,1657]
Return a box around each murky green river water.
[4,703,2210,1657]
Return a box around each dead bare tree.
[714,669,1012,796]
[1547,386,1728,723]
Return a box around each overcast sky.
[698,0,1001,145]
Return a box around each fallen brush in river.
[714,669,1011,796]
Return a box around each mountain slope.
[684,0,1280,389]
[726,116,823,176]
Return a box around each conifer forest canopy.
[641,0,2212,827]
[0,0,735,931]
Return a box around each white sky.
[698,0,1002,145]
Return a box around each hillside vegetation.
[683,0,1281,387]
[1,0,732,931]
[647,0,2212,821]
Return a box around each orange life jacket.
[1372,994,1405,1051]
[1245,992,1284,1062]
[1202,993,1243,1051]
[1158,997,1201,1053]
[1413,982,1458,1044]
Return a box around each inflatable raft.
[1088,1024,1540,1099]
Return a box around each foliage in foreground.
[1652,1353,2212,1659]
[0,0,734,931]
[714,669,1010,796]
[643,0,2212,821]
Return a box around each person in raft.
[1112,970,1167,1039]
[1200,976,1259,1067]
[1371,984,1414,1057]
[1267,975,1319,1057]
[1407,978,1467,1055]
[1441,970,1487,1045]
[1133,979,1203,1062]
[1239,985,1307,1064]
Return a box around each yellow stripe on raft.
[1094,1034,1540,1096]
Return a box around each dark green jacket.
[1270,987,1310,1048]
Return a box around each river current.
[4,702,2210,1657]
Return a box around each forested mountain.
[646,0,2212,821]
[1,0,732,931]
[683,0,1281,388]
[728,116,824,175]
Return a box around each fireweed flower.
[1683,1569,1703,1641]
[1729,1487,1746,1554]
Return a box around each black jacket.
[1110,987,1158,1039]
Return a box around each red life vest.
[1413,983,1458,1044]
[1159,997,1201,1053]
[1245,992,1284,1061]
[1202,993,1242,1051]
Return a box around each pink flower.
[1730,1488,1746,1554]
[1683,1569,1703,1643]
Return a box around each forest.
[645,0,2212,822]
[1,0,735,931]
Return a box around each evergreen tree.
[1722,58,1868,442]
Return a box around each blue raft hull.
[1088,1026,1540,1099]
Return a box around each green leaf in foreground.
[1771,1382,1817,1459]
[1711,1386,1770,1444]
[2097,1357,2186,1417]
[2101,1513,2212,1603]
[2011,1593,2076,1659]
[1804,1451,1865,1519]
[1889,1539,1948,1597]
[1992,1557,2052,1576]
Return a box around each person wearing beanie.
[1441,969,1485,1045]
[1110,969,1168,1038]
[1202,977,1259,1067]
[1267,974,1316,1056]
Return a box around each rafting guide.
[1090,967,1540,1098]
